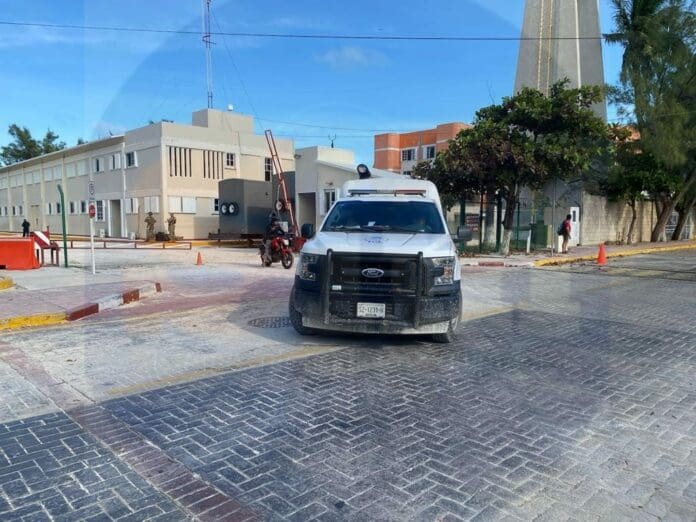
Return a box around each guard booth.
[0,238,41,270]
[217,172,296,238]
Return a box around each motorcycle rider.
[263,215,284,264]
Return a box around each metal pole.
[495,192,502,252]
[89,217,96,274]
[479,191,484,253]
[459,196,466,226]
[57,185,68,267]
[516,201,521,247]
[551,178,556,256]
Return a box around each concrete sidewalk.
[0,280,161,330]
[458,239,696,267]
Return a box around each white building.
[0,109,294,239]
[294,146,400,229]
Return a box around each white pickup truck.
[289,165,469,343]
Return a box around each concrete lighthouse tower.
[514,0,607,120]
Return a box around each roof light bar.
[347,189,427,196]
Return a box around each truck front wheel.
[431,316,459,344]
[289,295,316,335]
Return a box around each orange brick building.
[373,122,471,175]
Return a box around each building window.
[69,201,76,214]
[425,145,436,159]
[94,158,103,173]
[46,203,52,215]
[168,196,182,213]
[80,201,87,214]
[56,202,61,214]
[323,189,337,215]
[77,160,87,177]
[402,170,412,177]
[110,154,121,170]
[144,196,160,213]
[264,158,273,182]
[401,149,416,161]
[169,147,191,177]
[125,151,137,168]
[225,153,235,168]
[213,198,219,213]
[125,198,139,214]
[182,197,196,214]
[203,150,223,179]
[96,200,105,221]
[167,196,196,214]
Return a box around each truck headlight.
[431,257,455,286]
[297,254,320,281]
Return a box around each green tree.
[604,126,678,243]
[415,81,609,255]
[0,124,66,165]
[606,0,696,241]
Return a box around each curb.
[65,282,162,321]
[460,260,535,268]
[533,242,696,267]
[0,276,13,291]
[0,282,162,331]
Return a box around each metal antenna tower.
[202,0,213,108]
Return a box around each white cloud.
[0,24,173,53]
[315,46,387,69]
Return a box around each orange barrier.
[0,238,41,270]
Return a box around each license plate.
[357,302,385,319]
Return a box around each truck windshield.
[322,200,446,234]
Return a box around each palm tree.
[605,0,696,241]
[604,0,667,127]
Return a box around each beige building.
[0,109,294,239]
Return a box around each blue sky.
[0,0,624,164]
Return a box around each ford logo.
[362,268,384,279]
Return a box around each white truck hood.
[302,231,457,257]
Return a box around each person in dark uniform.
[263,216,283,264]
[21,219,31,237]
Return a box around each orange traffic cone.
[196,252,203,266]
[597,244,607,266]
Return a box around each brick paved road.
[1,251,695,520]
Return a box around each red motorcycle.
[260,234,294,269]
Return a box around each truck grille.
[330,254,418,293]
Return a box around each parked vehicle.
[289,165,470,343]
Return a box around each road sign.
[88,181,96,204]
[88,204,96,218]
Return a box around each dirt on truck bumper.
[291,286,461,335]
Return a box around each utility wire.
[0,20,605,41]
[211,12,260,119]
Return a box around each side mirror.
[456,226,472,242]
[301,223,315,239]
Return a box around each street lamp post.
[56,184,68,268]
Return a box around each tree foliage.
[0,124,66,165]
[606,0,696,240]
[604,125,679,242]
[414,81,609,255]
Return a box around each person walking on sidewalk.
[21,219,31,238]
[562,214,572,254]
